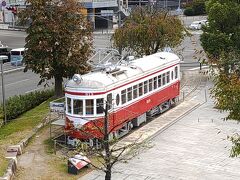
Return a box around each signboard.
[50,102,65,113]
[101,10,114,17]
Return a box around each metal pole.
[117,0,122,55]
[0,61,7,125]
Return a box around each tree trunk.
[54,75,63,97]
[104,103,112,180]
[105,167,111,180]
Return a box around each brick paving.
[82,79,240,180]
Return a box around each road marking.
[6,79,30,87]
[25,87,44,94]
[188,66,209,71]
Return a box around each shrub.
[184,7,195,16]
[0,89,54,121]
[184,0,206,16]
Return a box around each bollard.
[204,89,207,102]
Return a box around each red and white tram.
[64,51,181,146]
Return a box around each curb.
[2,67,24,75]
[0,115,52,180]
[147,102,202,141]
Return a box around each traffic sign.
[2,1,6,7]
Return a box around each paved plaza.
[82,80,240,180]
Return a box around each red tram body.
[64,52,181,145]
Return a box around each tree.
[19,0,93,97]
[184,0,206,16]
[200,0,240,156]
[112,7,185,57]
[200,0,240,59]
[74,101,145,180]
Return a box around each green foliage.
[112,7,185,56]
[184,0,206,16]
[229,134,240,157]
[0,99,51,140]
[19,0,93,97]
[200,0,240,59]
[203,1,240,157]
[0,89,54,121]
[183,7,195,16]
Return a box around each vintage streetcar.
[64,51,181,146]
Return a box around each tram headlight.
[72,74,82,84]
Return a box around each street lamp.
[0,55,8,125]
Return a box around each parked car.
[0,46,11,63]
[189,20,208,30]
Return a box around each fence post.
[54,140,57,155]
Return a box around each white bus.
[10,48,25,66]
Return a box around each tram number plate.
[146,99,151,104]
[85,93,93,96]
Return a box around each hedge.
[0,89,54,121]
[184,7,195,16]
[184,0,206,16]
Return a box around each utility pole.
[117,0,122,55]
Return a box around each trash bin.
[68,154,91,175]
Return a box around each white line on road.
[5,79,30,87]
[25,87,44,94]
[188,66,209,71]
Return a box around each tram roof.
[65,52,180,91]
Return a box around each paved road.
[82,77,240,180]
[0,70,53,100]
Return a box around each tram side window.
[133,85,138,99]
[67,98,71,114]
[158,75,161,88]
[73,99,83,115]
[121,89,126,104]
[97,98,104,114]
[139,83,143,96]
[162,73,166,85]
[149,79,153,92]
[86,99,94,115]
[107,93,112,110]
[144,81,148,94]
[154,77,157,89]
[171,71,174,80]
[175,66,178,79]
[167,71,170,83]
[127,87,132,102]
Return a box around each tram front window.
[73,99,83,115]
[86,99,94,115]
[97,98,104,114]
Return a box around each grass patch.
[44,138,55,154]
[0,99,52,177]
[0,100,51,141]
[0,157,8,177]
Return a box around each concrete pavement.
[82,80,240,180]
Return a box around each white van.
[10,48,25,66]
